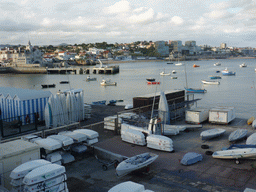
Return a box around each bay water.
[1,58,256,119]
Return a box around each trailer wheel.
[205,151,213,155]
[102,165,108,171]
[201,144,209,149]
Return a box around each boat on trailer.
[116,152,158,177]
[212,148,256,159]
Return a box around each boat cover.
[47,135,74,146]
[108,181,145,192]
[71,144,87,153]
[252,120,256,128]
[46,151,62,163]
[58,131,87,143]
[87,138,98,145]
[246,133,256,145]
[200,128,226,140]
[228,129,248,142]
[34,138,62,151]
[23,164,66,185]
[180,152,203,165]
[10,159,51,179]
[146,135,173,145]
[73,129,99,139]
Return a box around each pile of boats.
[108,181,154,192]
[22,128,99,165]
[10,159,68,192]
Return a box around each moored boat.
[59,81,69,84]
[193,64,200,68]
[101,79,117,86]
[201,80,220,85]
[214,62,221,66]
[115,152,158,177]
[147,81,160,85]
[209,75,221,79]
[222,68,236,76]
[185,87,206,93]
[240,63,247,68]
[92,100,106,105]
[86,76,97,81]
[160,71,171,76]
[172,70,177,74]
[41,84,56,89]
[146,78,155,82]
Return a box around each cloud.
[129,8,155,24]
[0,19,39,32]
[205,10,232,19]
[104,0,131,14]
[170,16,184,25]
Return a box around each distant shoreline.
[101,56,256,64]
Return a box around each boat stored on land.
[246,133,256,145]
[115,152,158,177]
[180,152,203,165]
[229,129,248,142]
[201,80,220,85]
[200,128,226,140]
[212,148,256,159]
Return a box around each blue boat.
[222,68,236,76]
[92,100,106,105]
[185,87,206,93]
[209,75,221,79]
[108,100,117,105]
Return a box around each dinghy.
[116,152,158,177]
[212,148,256,159]
[246,133,256,145]
[180,152,203,165]
[146,135,173,152]
[108,181,146,192]
[58,131,87,143]
[73,129,99,145]
[200,128,226,140]
[121,129,146,146]
[23,164,66,185]
[228,129,248,142]
[34,138,62,151]
[47,134,74,147]
[10,159,51,180]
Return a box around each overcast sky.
[0,0,255,47]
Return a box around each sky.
[0,0,255,47]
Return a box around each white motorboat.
[201,80,220,85]
[240,63,247,68]
[101,79,117,86]
[175,63,183,66]
[116,152,158,177]
[86,76,97,81]
[229,129,248,142]
[160,71,171,76]
[200,128,226,140]
[212,148,256,159]
[214,62,221,66]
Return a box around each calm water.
[1,58,256,118]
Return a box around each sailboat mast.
[184,63,188,88]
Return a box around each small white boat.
[201,80,220,85]
[200,128,226,140]
[172,70,177,74]
[175,63,183,66]
[212,148,256,159]
[101,79,117,86]
[86,76,97,81]
[58,131,87,143]
[160,71,171,76]
[146,135,173,152]
[47,134,74,147]
[229,129,248,142]
[121,129,146,146]
[34,138,62,151]
[108,181,146,192]
[246,133,256,145]
[10,160,51,180]
[116,152,158,177]
[240,63,247,68]
[214,62,221,66]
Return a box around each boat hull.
[201,80,220,85]
[185,88,206,93]
[147,81,160,85]
[116,152,158,177]
[200,128,226,140]
[212,148,256,159]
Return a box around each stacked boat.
[73,129,99,145]
[146,135,173,152]
[121,128,146,146]
[10,159,68,192]
[45,89,84,128]
[108,181,154,192]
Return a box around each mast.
[184,63,188,88]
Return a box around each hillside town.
[0,40,255,68]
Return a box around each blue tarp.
[180,152,203,165]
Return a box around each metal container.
[209,107,235,124]
[185,108,209,124]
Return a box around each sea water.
[1,58,256,119]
